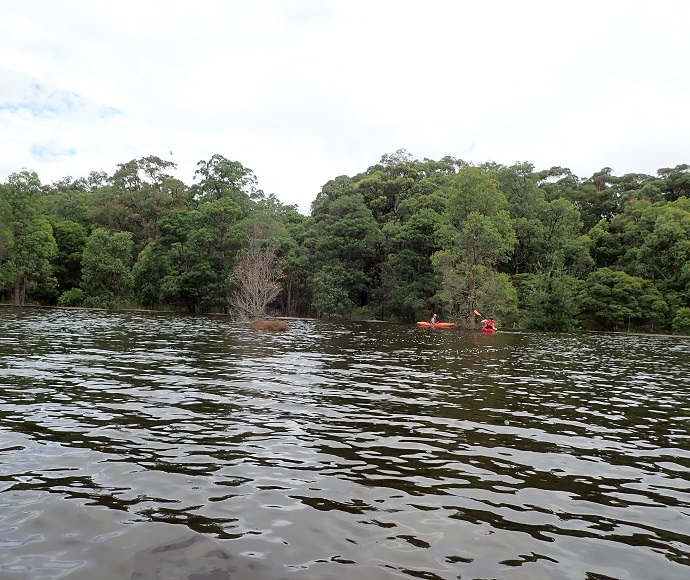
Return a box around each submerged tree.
[228,229,284,320]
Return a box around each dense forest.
[1,150,689,333]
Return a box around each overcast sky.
[2,0,689,214]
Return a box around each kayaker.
[482,318,496,331]
[430,313,439,324]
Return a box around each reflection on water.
[1,307,690,579]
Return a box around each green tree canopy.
[51,219,88,297]
[434,166,516,324]
[0,170,57,306]
[81,229,134,308]
[579,267,668,331]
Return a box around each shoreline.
[1,303,688,337]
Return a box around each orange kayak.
[417,321,455,328]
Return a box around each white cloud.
[1,0,689,214]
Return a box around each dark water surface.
[1,308,690,579]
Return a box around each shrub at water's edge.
[672,308,690,335]
[57,288,86,307]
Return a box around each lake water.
[1,308,690,579]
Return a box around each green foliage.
[476,270,518,326]
[376,207,444,320]
[3,152,690,334]
[312,265,354,318]
[353,149,422,223]
[637,197,690,282]
[672,307,690,334]
[87,156,190,255]
[192,154,259,209]
[434,166,516,324]
[81,229,134,308]
[657,164,690,201]
[132,242,169,310]
[430,249,468,319]
[495,162,591,278]
[588,196,690,316]
[145,189,251,313]
[517,272,582,331]
[43,186,93,227]
[51,220,88,295]
[0,170,58,305]
[58,287,86,307]
[579,268,668,331]
[310,188,382,310]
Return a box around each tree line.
[1,150,689,333]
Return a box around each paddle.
[473,309,484,319]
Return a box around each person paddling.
[430,313,439,324]
[473,309,496,332]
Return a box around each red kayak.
[481,326,496,333]
[417,321,455,328]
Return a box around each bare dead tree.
[228,231,283,320]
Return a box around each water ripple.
[1,308,690,578]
